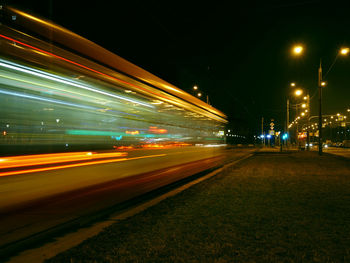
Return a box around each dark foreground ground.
[47,151,350,263]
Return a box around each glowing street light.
[290,82,296,87]
[197,92,202,97]
[292,45,304,55]
[295,89,303,96]
[340,47,349,55]
[193,85,198,90]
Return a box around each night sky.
[3,0,350,135]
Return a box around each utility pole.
[296,103,299,148]
[261,117,265,147]
[306,94,310,150]
[318,60,323,155]
[286,99,289,147]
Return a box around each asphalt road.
[323,147,350,158]
[0,146,254,255]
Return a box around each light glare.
[292,45,303,55]
[340,47,349,55]
[295,89,303,96]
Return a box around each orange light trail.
[125,130,140,135]
[113,146,135,150]
[148,126,168,134]
[0,154,166,177]
[0,152,127,169]
[142,144,165,148]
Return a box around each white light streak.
[0,59,154,108]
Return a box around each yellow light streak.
[0,152,127,169]
[0,154,166,177]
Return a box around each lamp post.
[318,61,323,155]
[306,94,310,150]
[293,87,303,148]
[317,48,348,155]
[286,82,304,148]
[193,85,203,99]
[287,84,311,150]
[193,85,211,105]
[286,99,289,147]
[290,45,348,155]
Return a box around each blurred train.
[0,6,227,155]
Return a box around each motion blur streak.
[0,7,230,254]
[0,6,227,156]
[6,6,227,119]
[0,88,99,110]
[0,154,166,177]
[0,151,128,169]
[0,33,166,104]
[0,58,153,108]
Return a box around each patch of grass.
[47,152,350,262]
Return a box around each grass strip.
[47,151,350,262]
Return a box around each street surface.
[324,147,350,158]
[46,150,350,263]
[0,146,254,256]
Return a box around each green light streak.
[66,130,125,136]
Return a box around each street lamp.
[340,47,349,55]
[193,85,210,104]
[291,45,348,155]
[295,89,303,96]
[287,86,310,150]
[317,48,347,155]
[292,45,304,56]
[286,84,303,148]
[194,87,210,105]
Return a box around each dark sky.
[4,0,350,133]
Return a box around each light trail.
[0,151,128,169]
[0,35,228,124]
[0,154,166,177]
[0,72,104,104]
[0,33,167,105]
[0,88,99,110]
[0,58,154,108]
